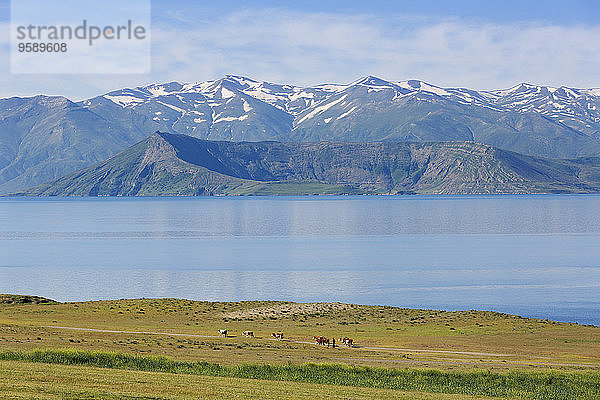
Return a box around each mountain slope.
[290,77,600,158]
[3,76,600,193]
[17,133,600,196]
[0,96,148,193]
[16,133,364,196]
[85,75,600,159]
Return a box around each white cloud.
[149,10,600,90]
[1,10,600,99]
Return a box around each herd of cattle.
[313,336,354,347]
[217,329,354,347]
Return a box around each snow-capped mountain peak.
[89,75,600,144]
[397,80,451,96]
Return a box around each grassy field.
[0,359,497,400]
[2,349,600,399]
[227,181,370,195]
[0,296,599,399]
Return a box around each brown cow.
[313,336,329,346]
[271,332,284,340]
[242,331,254,338]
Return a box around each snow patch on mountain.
[146,86,171,97]
[104,95,145,107]
[242,99,252,112]
[213,114,249,123]
[398,80,450,97]
[584,88,600,97]
[156,101,185,113]
[221,87,236,99]
[296,95,348,125]
[337,106,358,120]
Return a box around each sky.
[1,0,600,99]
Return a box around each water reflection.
[0,196,599,324]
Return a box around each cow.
[313,336,329,346]
[218,329,227,337]
[242,331,254,338]
[339,337,354,346]
[271,332,284,340]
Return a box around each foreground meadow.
[0,359,499,400]
[0,295,599,399]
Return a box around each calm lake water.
[1,195,599,325]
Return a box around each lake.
[1,195,599,325]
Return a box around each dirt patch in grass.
[221,302,354,320]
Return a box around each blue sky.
[1,0,599,99]
[149,0,600,25]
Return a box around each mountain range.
[18,132,600,196]
[2,75,600,193]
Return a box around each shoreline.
[3,295,598,328]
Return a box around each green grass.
[2,298,600,399]
[2,298,600,369]
[227,181,369,195]
[1,349,599,399]
[0,360,489,400]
